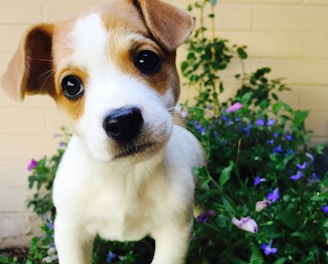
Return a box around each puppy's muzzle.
[103,107,144,142]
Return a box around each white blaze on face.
[68,13,173,161]
[72,14,109,72]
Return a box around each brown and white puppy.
[1,0,205,263]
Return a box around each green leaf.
[237,47,248,60]
[277,210,297,229]
[250,244,264,264]
[230,258,248,264]
[222,196,236,213]
[181,61,189,73]
[293,110,309,125]
[219,161,233,187]
[273,258,287,264]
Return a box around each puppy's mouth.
[113,141,159,160]
[101,106,171,161]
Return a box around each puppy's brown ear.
[134,0,195,51]
[1,24,54,101]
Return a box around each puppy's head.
[1,0,195,161]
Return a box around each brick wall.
[0,0,327,248]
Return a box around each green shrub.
[182,1,328,263]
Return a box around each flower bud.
[232,216,258,233]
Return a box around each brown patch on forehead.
[110,30,180,102]
[52,66,88,121]
[98,1,181,102]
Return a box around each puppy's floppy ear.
[134,0,195,51]
[1,24,54,101]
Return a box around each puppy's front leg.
[55,216,94,264]
[151,221,192,264]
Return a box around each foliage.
[181,1,328,263]
[26,127,70,217]
[2,0,328,263]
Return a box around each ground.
[0,247,28,262]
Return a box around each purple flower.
[192,121,206,135]
[267,188,280,203]
[273,132,280,138]
[43,214,54,230]
[267,139,275,145]
[255,200,270,212]
[266,119,276,126]
[197,210,216,223]
[273,145,283,154]
[321,205,328,213]
[27,159,38,171]
[243,124,252,134]
[180,111,189,119]
[296,162,308,170]
[285,133,293,141]
[284,149,294,157]
[290,170,304,180]
[255,119,265,126]
[196,124,206,134]
[232,216,258,233]
[306,152,314,162]
[311,173,319,181]
[221,115,232,126]
[53,133,61,138]
[261,241,278,255]
[254,176,267,186]
[106,251,117,263]
[226,102,243,113]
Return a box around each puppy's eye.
[134,50,161,75]
[61,75,84,100]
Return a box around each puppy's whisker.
[184,105,216,116]
[28,56,53,62]
[39,69,55,95]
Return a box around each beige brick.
[0,161,29,187]
[0,92,25,108]
[310,137,328,147]
[25,96,57,109]
[214,4,252,30]
[0,25,26,52]
[46,109,64,135]
[304,0,328,4]
[305,111,328,137]
[303,32,328,58]
[299,85,328,111]
[253,5,328,31]
[0,134,58,161]
[0,109,46,134]
[0,186,30,211]
[42,0,106,22]
[0,213,32,237]
[220,31,303,58]
[0,89,58,109]
[0,0,42,24]
[278,84,299,110]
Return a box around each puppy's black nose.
[103,107,144,142]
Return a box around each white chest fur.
[53,126,203,242]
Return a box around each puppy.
[1,0,205,263]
